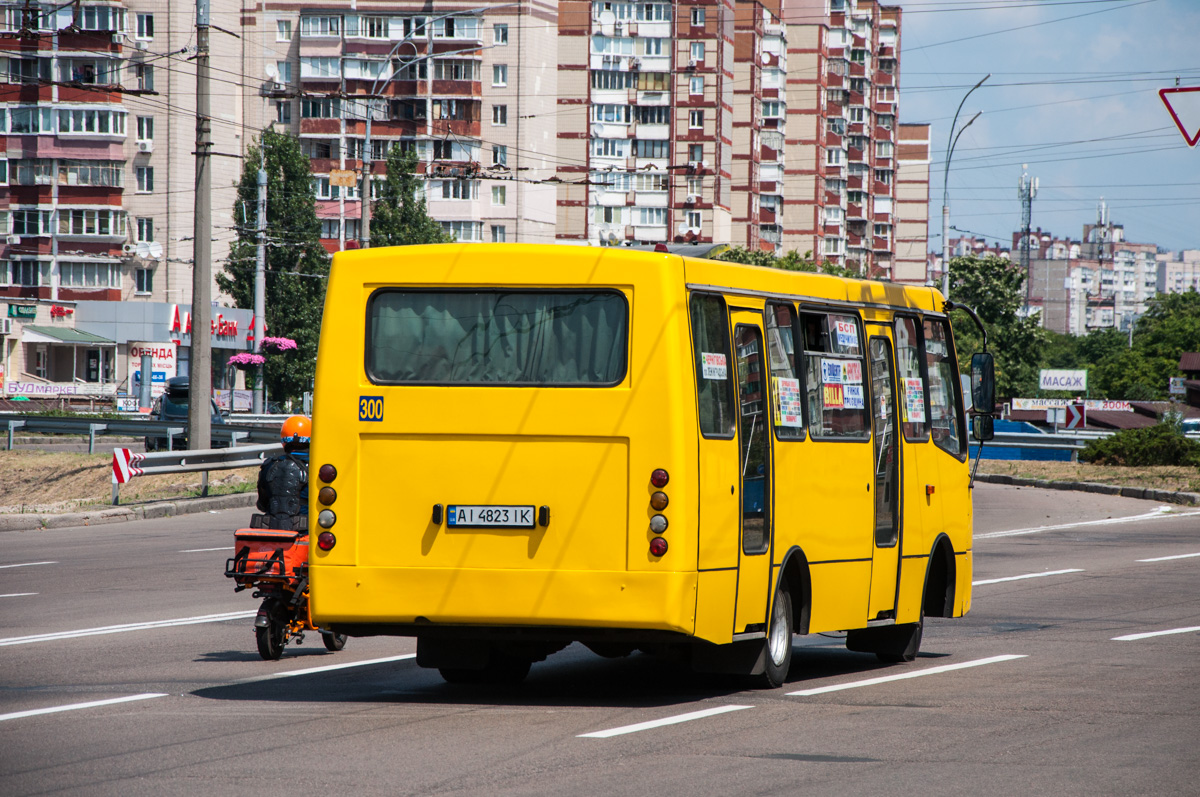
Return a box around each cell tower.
[1019,165,1038,307]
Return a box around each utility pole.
[1019,165,1038,312]
[254,164,267,414]
[189,0,213,450]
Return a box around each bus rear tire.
[756,581,794,689]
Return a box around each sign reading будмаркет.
[1039,369,1087,391]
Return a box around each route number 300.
[359,396,384,422]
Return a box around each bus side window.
[690,293,735,438]
[800,311,869,439]
[923,317,965,457]
[894,316,928,441]
[764,302,804,440]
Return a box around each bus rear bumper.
[310,565,698,637]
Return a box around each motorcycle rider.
[256,415,311,531]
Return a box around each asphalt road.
[1,484,1198,796]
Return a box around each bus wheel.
[321,632,347,652]
[876,620,923,664]
[757,582,794,689]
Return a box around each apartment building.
[1157,249,1200,294]
[783,0,902,275]
[892,120,927,283]
[0,0,250,398]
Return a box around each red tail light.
[317,531,337,551]
[650,468,669,488]
[318,464,337,483]
[649,537,668,557]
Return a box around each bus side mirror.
[971,414,994,442]
[970,352,995,414]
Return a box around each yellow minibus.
[309,243,976,686]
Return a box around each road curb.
[975,473,1200,506]
[0,492,257,532]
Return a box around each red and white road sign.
[1160,87,1200,148]
[111,448,145,484]
[1065,402,1085,430]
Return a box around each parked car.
[144,376,228,451]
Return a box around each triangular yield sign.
[1160,87,1200,147]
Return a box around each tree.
[713,246,858,275]
[368,146,453,247]
[218,129,330,404]
[947,254,1047,397]
[1090,291,1200,400]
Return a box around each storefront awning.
[21,325,116,346]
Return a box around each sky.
[897,0,1200,254]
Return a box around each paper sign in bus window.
[843,384,865,410]
[904,378,926,422]
[842,360,863,384]
[701,352,728,380]
[821,358,843,384]
[772,376,804,427]
[834,318,858,350]
[823,383,845,409]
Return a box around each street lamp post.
[941,74,989,299]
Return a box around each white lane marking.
[786,654,1028,697]
[977,507,1200,539]
[239,654,417,684]
[578,704,754,739]
[0,561,57,570]
[973,568,1083,586]
[0,593,37,598]
[1112,626,1200,642]
[0,610,256,647]
[0,693,167,723]
[180,547,234,553]
[1138,552,1200,563]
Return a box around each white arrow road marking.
[973,568,1083,585]
[787,654,1028,697]
[0,561,57,569]
[1137,552,1200,563]
[977,507,1199,539]
[0,593,37,598]
[0,611,256,647]
[579,705,754,738]
[0,693,167,723]
[1113,626,1200,642]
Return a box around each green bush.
[1080,418,1200,467]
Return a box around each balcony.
[847,147,864,163]
[847,203,864,220]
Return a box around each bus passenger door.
[868,335,901,620]
[731,315,773,635]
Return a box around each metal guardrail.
[111,442,283,505]
[1,413,281,453]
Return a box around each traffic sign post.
[1160,87,1200,147]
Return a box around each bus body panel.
[807,561,873,633]
[695,569,738,644]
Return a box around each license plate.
[446,505,535,529]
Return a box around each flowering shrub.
[261,337,297,352]
[228,352,266,368]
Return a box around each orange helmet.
[280,415,311,448]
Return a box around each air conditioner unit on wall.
[6,235,20,245]
[137,140,153,153]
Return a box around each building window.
[492,64,508,87]
[365,16,388,38]
[687,210,701,230]
[689,76,704,96]
[687,177,703,196]
[275,100,291,125]
[762,101,782,119]
[876,141,893,158]
[492,105,507,126]
[136,218,154,242]
[320,219,340,238]
[300,16,340,37]
[633,139,669,159]
[691,8,705,26]
[491,224,506,243]
[136,13,153,39]
[276,61,292,85]
[439,180,478,200]
[635,106,670,125]
[0,161,6,185]
[494,23,508,44]
[78,5,124,31]
[12,210,52,237]
[826,148,843,166]
[59,209,127,237]
[593,138,629,158]
[300,57,339,79]
[688,144,703,163]
[689,109,704,129]
[10,260,48,286]
[492,145,508,166]
[136,116,153,141]
[636,207,668,226]
[874,168,892,185]
[136,167,154,193]
[690,42,705,63]
[825,206,843,223]
[849,107,867,124]
[344,219,361,240]
[59,261,119,288]
[276,20,292,40]
[823,237,843,255]
[301,98,341,118]
[134,64,154,92]
[596,206,622,224]
[440,221,482,241]
[136,267,154,294]
[492,185,506,205]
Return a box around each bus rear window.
[366,290,628,385]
